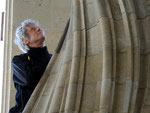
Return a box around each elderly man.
[9,19,52,113]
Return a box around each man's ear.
[22,38,29,45]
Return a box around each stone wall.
[2,0,150,113]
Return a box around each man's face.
[24,24,45,47]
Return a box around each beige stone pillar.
[1,0,13,113]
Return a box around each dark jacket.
[9,46,52,113]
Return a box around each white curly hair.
[14,19,46,53]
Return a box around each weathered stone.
[2,0,150,113]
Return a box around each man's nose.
[36,27,41,31]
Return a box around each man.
[9,19,52,113]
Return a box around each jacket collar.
[27,46,49,57]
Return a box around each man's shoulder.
[12,53,29,64]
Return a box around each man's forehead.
[26,24,37,28]
[25,24,38,30]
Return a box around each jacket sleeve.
[12,55,32,86]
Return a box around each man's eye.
[31,28,35,31]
